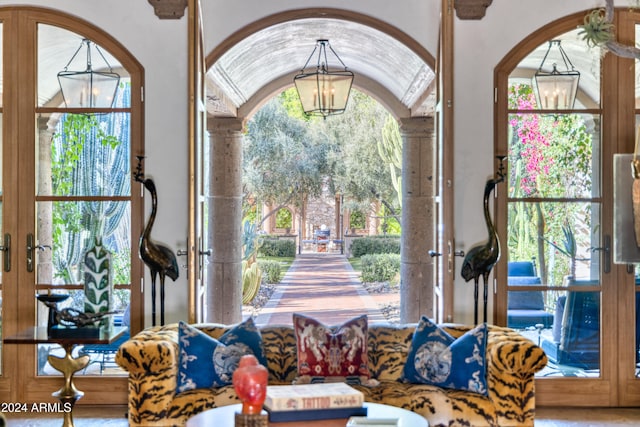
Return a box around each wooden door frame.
[614,8,640,406]
[0,6,144,404]
[438,0,455,323]
[493,9,640,407]
[187,0,207,324]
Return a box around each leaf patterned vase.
[84,236,113,329]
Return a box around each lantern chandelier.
[533,39,580,110]
[57,38,120,108]
[294,39,354,118]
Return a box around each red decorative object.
[232,354,269,415]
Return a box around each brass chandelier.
[294,39,354,118]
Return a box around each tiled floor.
[3,405,128,426]
[4,405,640,426]
[535,407,640,426]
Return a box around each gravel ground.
[244,280,400,322]
[362,281,400,323]
[243,282,277,318]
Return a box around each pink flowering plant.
[507,84,593,285]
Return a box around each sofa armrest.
[486,327,547,426]
[115,326,180,426]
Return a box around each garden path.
[248,253,395,326]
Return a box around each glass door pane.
[507,28,603,379]
[33,112,132,377]
[37,25,128,108]
[499,9,640,407]
[35,24,133,377]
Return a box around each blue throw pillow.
[177,318,266,392]
[401,317,488,395]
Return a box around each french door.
[495,10,640,407]
[188,0,208,323]
[0,8,143,403]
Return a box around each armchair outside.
[507,261,553,329]
[542,280,640,369]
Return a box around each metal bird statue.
[134,156,179,326]
[461,157,506,324]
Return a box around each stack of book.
[263,382,367,422]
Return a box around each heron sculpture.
[461,157,506,324]
[134,157,179,326]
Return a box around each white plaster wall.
[6,1,189,326]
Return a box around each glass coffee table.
[186,402,428,427]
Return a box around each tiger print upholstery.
[116,322,547,427]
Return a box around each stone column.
[399,117,436,323]
[36,115,55,328]
[206,117,244,324]
[262,202,274,234]
[37,115,55,284]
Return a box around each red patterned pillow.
[293,313,373,385]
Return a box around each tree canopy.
[243,89,402,231]
[243,94,334,214]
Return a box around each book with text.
[263,382,364,412]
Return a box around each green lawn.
[348,257,361,272]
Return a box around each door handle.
[591,235,611,274]
[26,233,35,273]
[26,233,52,273]
[177,249,188,269]
[0,233,11,272]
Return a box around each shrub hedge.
[350,236,400,258]
[258,238,296,258]
[258,260,282,284]
[360,253,401,283]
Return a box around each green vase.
[83,237,113,329]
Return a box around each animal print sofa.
[115,322,547,427]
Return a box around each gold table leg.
[47,343,90,427]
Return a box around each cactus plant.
[242,260,263,304]
[241,218,264,303]
[50,83,131,284]
[378,115,403,208]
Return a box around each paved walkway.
[251,253,389,326]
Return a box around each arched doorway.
[192,9,444,325]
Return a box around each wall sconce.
[294,39,354,118]
[57,39,120,108]
[533,40,580,110]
